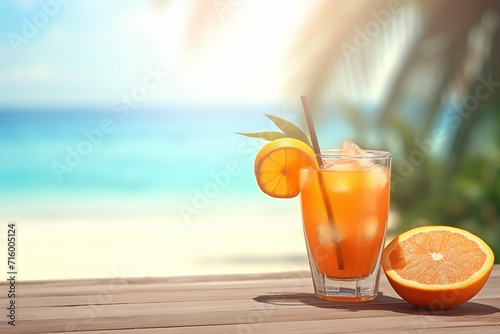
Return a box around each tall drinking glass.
[300,150,391,301]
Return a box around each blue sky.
[0,0,316,107]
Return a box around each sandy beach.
[2,195,313,281]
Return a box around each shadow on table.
[253,292,500,316]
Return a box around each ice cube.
[324,159,359,171]
[367,165,389,192]
[339,139,367,156]
[327,178,350,193]
[339,139,373,168]
[363,217,379,240]
[317,223,343,246]
[299,168,313,189]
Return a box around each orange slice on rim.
[382,225,494,310]
[254,138,318,198]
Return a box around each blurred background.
[0,0,499,280]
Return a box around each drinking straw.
[300,96,345,270]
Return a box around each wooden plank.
[70,325,500,334]
[4,269,499,305]
[0,266,498,333]
[2,304,499,334]
[4,273,499,311]
[2,291,499,333]
[0,273,311,298]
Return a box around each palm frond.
[282,0,393,109]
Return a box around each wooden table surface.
[1,265,499,333]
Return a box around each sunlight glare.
[143,0,311,103]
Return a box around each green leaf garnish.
[237,114,312,149]
[236,131,289,141]
[264,114,312,148]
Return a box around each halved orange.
[254,138,318,198]
[382,225,494,310]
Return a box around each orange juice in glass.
[300,145,391,301]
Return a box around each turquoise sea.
[1,106,253,192]
[0,104,251,216]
